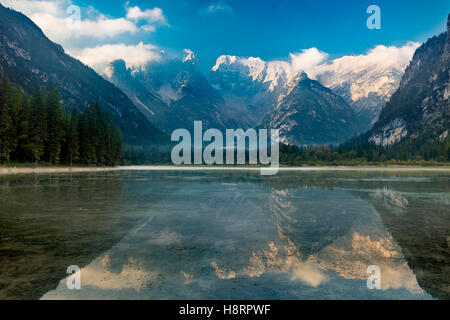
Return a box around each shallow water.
[0,170,448,300]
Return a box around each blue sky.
[73,0,449,69]
[2,0,448,72]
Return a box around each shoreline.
[117,165,450,172]
[1,165,450,175]
[0,167,119,175]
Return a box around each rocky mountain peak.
[295,71,309,82]
[182,49,198,65]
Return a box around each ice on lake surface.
[0,170,448,300]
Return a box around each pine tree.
[29,87,47,165]
[0,81,124,166]
[8,86,27,161]
[79,106,96,165]
[67,108,80,166]
[93,102,106,166]
[0,79,13,163]
[46,89,64,165]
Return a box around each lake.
[0,169,449,300]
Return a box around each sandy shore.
[1,165,450,175]
[0,166,119,175]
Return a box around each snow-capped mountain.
[209,43,418,130]
[104,50,239,133]
[208,55,293,128]
[315,42,420,126]
[103,42,417,146]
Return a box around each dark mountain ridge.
[0,4,166,145]
[368,13,449,149]
[261,72,363,146]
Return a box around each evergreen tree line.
[0,79,122,166]
[279,131,450,166]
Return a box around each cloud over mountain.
[70,42,162,73]
[210,42,420,126]
[0,0,167,46]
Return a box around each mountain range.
[0,4,166,145]
[106,47,413,145]
[104,52,240,134]
[1,2,446,151]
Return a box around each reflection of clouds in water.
[101,255,111,269]
[42,176,436,299]
[372,187,409,215]
[45,256,156,296]
[211,261,236,280]
[211,240,329,288]
[291,262,329,288]
[80,257,155,292]
[205,187,423,293]
[310,232,422,292]
[210,229,422,293]
[182,272,194,284]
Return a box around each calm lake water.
[0,170,449,300]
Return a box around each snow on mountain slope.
[104,50,239,133]
[209,43,419,129]
[315,42,420,125]
[211,55,291,93]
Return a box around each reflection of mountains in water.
[349,185,450,300]
[256,186,424,294]
[7,171,446,299]
[197,171,448,298]
[0,172,180,300]
[42,171,441,299]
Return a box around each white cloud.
[29,12,138,41]
[287,42,419,80]
[314,42,420,101]
[126,4,166,24]
[0,0,64,16]
[69,42,162,73]
[289,48,329,78]
[199,1,234,15]
[317,42,420,76]
[0,0,166,42]
[212,42,419,100]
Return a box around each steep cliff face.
[369,14,450,148]
[261,73,361,146]
[0,4,166,145]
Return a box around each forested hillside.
[0,4,166,146]
[0,79,122,166]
